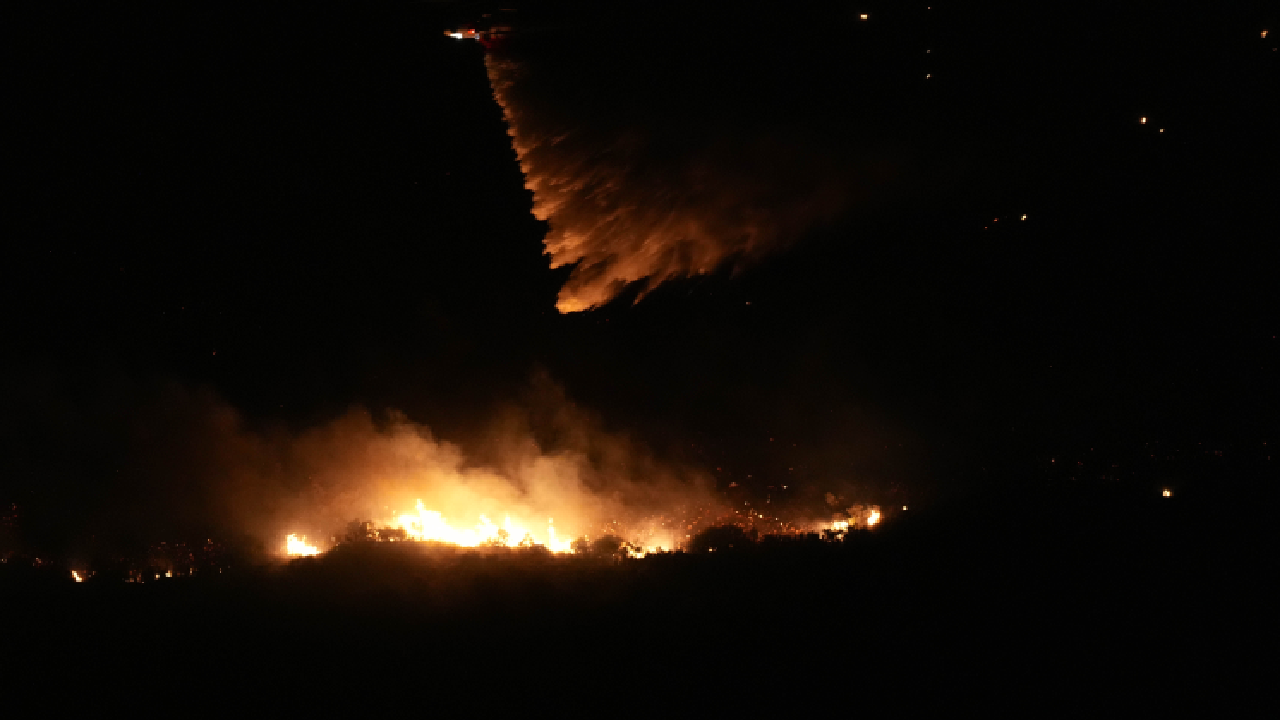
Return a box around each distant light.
[1263,30,1269,39]
[1140,117,1147,125]
[72,570,83,582]
[902,505,908,511]
[1162,489,1172,497]
[860,14,869,21]
[449,32,463,39]
[1020,214,1027,220]
[1159,128,1164,133]
[926,73,932,79]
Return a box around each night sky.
[5,1,1277,551]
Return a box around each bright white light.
[1140,117,1147,124]
[860,14,869,21]
[449,32,464,39]
[287,534,322,556]
[1162,489,1172,497]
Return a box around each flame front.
[393,500,573,552]
[284,497,885,558]
[286,534,321,556]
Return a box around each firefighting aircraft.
[444,27,482,40]
[444,8,519,48]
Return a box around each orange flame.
[818,504,883,536]
[286,534,321,556]
[393,500,574,552]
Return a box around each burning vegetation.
[283,498,889,560]
[2,378,903,581]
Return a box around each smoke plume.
[61,376,714,552]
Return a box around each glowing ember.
[286,534,321,556]
[867,510,881,526]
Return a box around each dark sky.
[5,1,1276,547]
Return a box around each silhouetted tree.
[590,535,626,559]
[570,535,628,559]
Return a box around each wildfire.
[393,500,574,552]
[286,534,321,556]
[817,504,883,536]
[283,496,888,559]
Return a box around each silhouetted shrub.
[688,525,756,553]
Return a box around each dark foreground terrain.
[7,478,1267,710]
